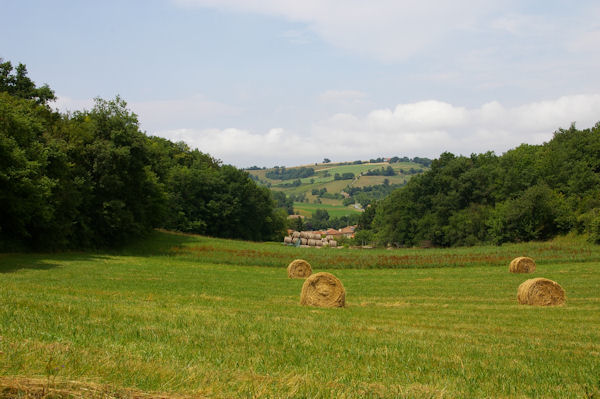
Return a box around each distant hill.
[246,158,430,217]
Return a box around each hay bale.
[300,272,345,307]
[310,233,320,240]
[316,240,323,247]
[509,256,536,273]
[517,278,565,306]
[308,239,316,246]
[300,238,308,245]
[287,259,312,279]
[300,232,309,239]
[292,231,301,239]
[283,236,293,244]
[329,240,337,247]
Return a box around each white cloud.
[153,94,600,167]
[366,101,468,131]
[172,1,600,98]
[156,127,319,167]
[173,0,498,61]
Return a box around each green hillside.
[248,160,428,217]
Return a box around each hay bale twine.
[517,278,565,306]
[283,236,293,244]
[300,272,345,307]
[287,259,312,279]
[509,256,536,273]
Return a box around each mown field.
[1,231,600,398]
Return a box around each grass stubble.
[1,231,599,398]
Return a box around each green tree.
[0,60,55,105]
[487,184,574,244]
[0,93,57,248]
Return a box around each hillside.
[247,159,430,217]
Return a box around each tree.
[487,184,574,244]
[0,60,55,105]
[310,209,330,229]
[323,158,331,163]
[0,93,57,248]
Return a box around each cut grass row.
[1,231,599,398]
[163,231,600,269]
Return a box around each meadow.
[1,231,600,398]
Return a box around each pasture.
[1,231,599,398]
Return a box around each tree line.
[265,166,315,180]
[0,60,286,250]
[358,125,600,246]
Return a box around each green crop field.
[293,202,363,218]
[2,231,599,398]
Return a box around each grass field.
[1,231,600,398]
[292,202,362,218]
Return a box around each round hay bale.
[310,233,319,240]
[292,231,301,239]
[329,240,337,247]
[509,256,536,273]
[283,236,293,244]
[300,272,345,307]
[517,278,565,306]
[300,232,309,239]
[287,259,312,279]
[308,239,316,246]
[326,235,334,240]
[316,240,323,247]
[300,238,308,245]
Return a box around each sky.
[2,0,600,167]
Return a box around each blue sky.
[2,0,600,166]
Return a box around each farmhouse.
[340,225,356,238]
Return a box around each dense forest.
[0,60,286,250]
[358,125,600,246]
